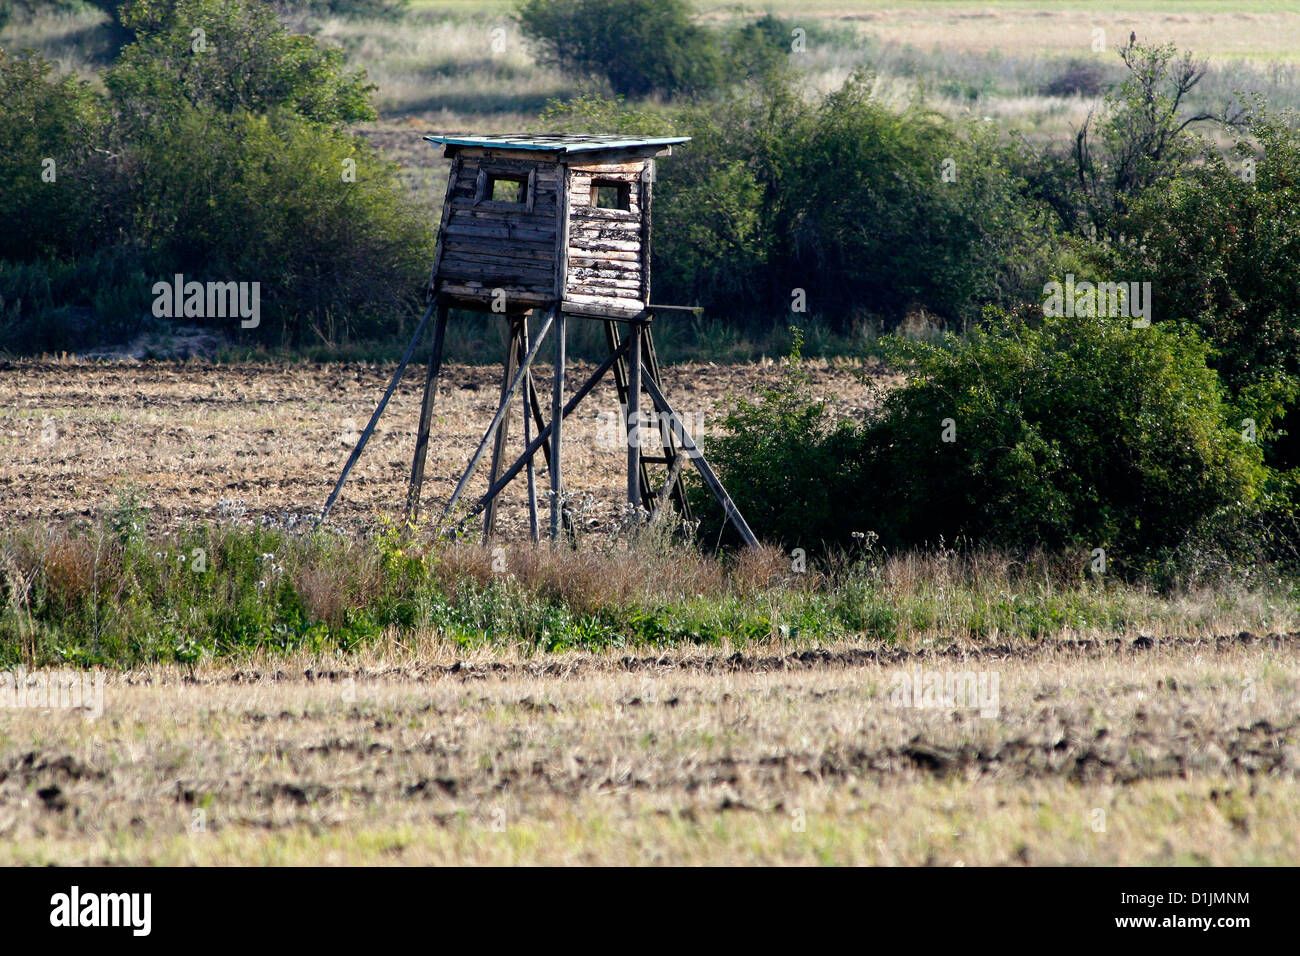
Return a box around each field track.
[178,627,1300,682]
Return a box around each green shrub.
[857,310,1266,572]
[0,50,123,262]
[108,0,375,129]
[700,311,1267,574]
[780,76,1052,328]
[517,0,723,98]
[689,340,860,550]
[722,13,793,79]
[1058,42,1219,238]
[1105,113,1300,472]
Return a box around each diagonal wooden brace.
[318,297,437,526]
[641,374,758,547]
[455,335,631,529]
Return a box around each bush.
[0,49,124,262]
[517,0,723,98]
[127,106,434,345]
[108,0,375,129]
[701,311,1267,574]
[861,310,1267,571]
[781,76,1052,328]
[1105,113,1300,471]
[723,13,793,79]
[689,334,860,549]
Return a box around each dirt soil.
[0,358,882,539]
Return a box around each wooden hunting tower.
[427,132,679,315]
[321,134,755,546]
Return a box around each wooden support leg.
[550,309,566,540]
[319,297,437,526]
[627,318,642,517]
[524,367,551,468]
[522,337,574,536]
[483,315,521,540]
[405,301,449,522]
[604,319,654,513]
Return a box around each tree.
[516,0,723,98]
[107,0,375,131]
[1059,40,1245,237]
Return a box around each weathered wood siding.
[431,153,653,313]
[565,161,648,312]
[434,156,560,307]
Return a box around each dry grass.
[9,1,1298,178]
[289,538,387,628]
[2,633,1295,864]
[0,5,117,80]
[316,12,568,119]
[3,512,1295,671]
[693,2,1300,61]
[312,2,1300,191]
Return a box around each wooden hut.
[425,133,688,316]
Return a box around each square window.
[488,174,528,203]
[592,180,631,211]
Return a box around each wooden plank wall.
[565,161,647,312]
[436,156,560,307]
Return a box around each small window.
[592,180,631,211]
[475,168,533,208]
[488,174,527,204]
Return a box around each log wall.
[565,161,648,313]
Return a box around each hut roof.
[424,133,689,158]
